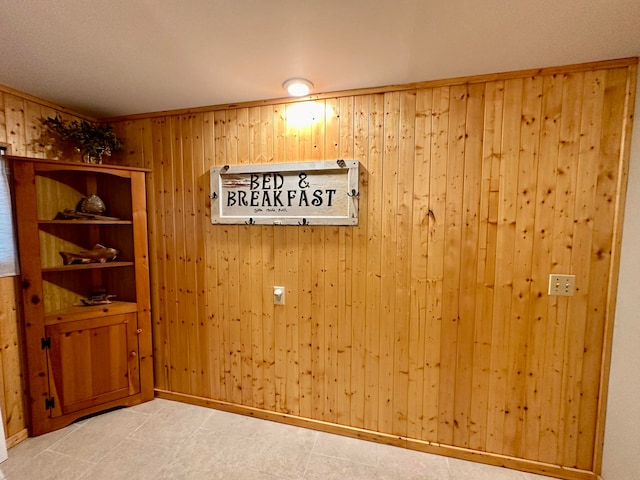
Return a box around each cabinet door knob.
[21,280,31,289]
[130,351,138,358]
[136,329,143,335]
[30,295,40,305]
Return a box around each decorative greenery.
[41,115,123,162]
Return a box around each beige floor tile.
[313,431,382,466]
[448,457,526,480]
[377,444,450,480]
[250,416,319,442]
[128,399,213,448]
[4,450,92,480]
[240,423,318,478]
[303,453,383,480]
[159,452,283,480]
[521,472,559,480]
[127,397,173,416]
[78,438,173,480]
[162,424,311,479]
[2,400,562,480]
[49,408,151,463]
[200,408,265,437]
[0,422,79,469]
[170,427,255,469]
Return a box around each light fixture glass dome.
[282,78,313,97]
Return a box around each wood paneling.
[0,88,91,442]
[0,276,25,441]
[0,58,634,479]
[109,60,636,479]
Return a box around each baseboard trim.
[6,428,28,449]
[154,389,597,480]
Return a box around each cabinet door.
[45,312,140,417]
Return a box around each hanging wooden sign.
[210,160,359,225]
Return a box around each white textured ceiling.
[1,0,639,118]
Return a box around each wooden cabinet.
[10,156,153,436]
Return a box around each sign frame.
[209,160,359,226]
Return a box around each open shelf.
[39,220,133,225]
[42,261,135,273]
[11,155,153,436]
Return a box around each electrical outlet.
[548,274,576,296]
[273,286,285,305]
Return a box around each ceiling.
[1,0,639,119]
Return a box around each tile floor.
[0,398,557,480]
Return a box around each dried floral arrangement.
[41,115,123,163]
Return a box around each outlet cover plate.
[273,286,285,305]
[548,274,576,296]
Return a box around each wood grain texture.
[0,59,635,479]
[109,61,636,479]
[0,87,91,441]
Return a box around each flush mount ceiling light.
[282,78,314,97]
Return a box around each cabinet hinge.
[41,337,51,349]
[45,397,55,410]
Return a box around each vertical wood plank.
[575,68,628,470]
[486,78,523,454]
[469,80,504,451]
[181,114,202,395]
[210,110,227,400]
[378,91,400,434]
[202,110,219,400]
[337,96,354,425]
[150,117,169,390]
[292,103,314,419]
[323,99,340,424]
[392,90,416,437]
[223,109,243,404]
[161,116,180,392]
[191,113,210,398]
[568,69,606,470]
[0,276,26,439]
[523,73,562,462]
[502,75,543,458]
[261,222,276,411]
[0,93,6,145]
[24,101,44,158]
[554,73,584,467]
[5,95,26,156]
[592,64,637,475]
[453,82,484,448]
[423,86,449,442]
[350,94,369,429]
[364,93,384,432]
[278,103,300,415]
[171,115,191,394]
[261,106,277,412]
[438,84,466,446]
[241,107,257,407]
[407,88,431,440]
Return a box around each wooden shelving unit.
[10,156,154,436]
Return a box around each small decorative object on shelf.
[59,244,119,265]
[54,209,121,221]
[81,288,116,306]
[40,115,124,164]
[79,194,106,215]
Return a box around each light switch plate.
[273,286,285,305]
[548,274,576,296]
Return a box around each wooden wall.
[0,86,90,445]
[0,58,635,479]
[107,59,636,479]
